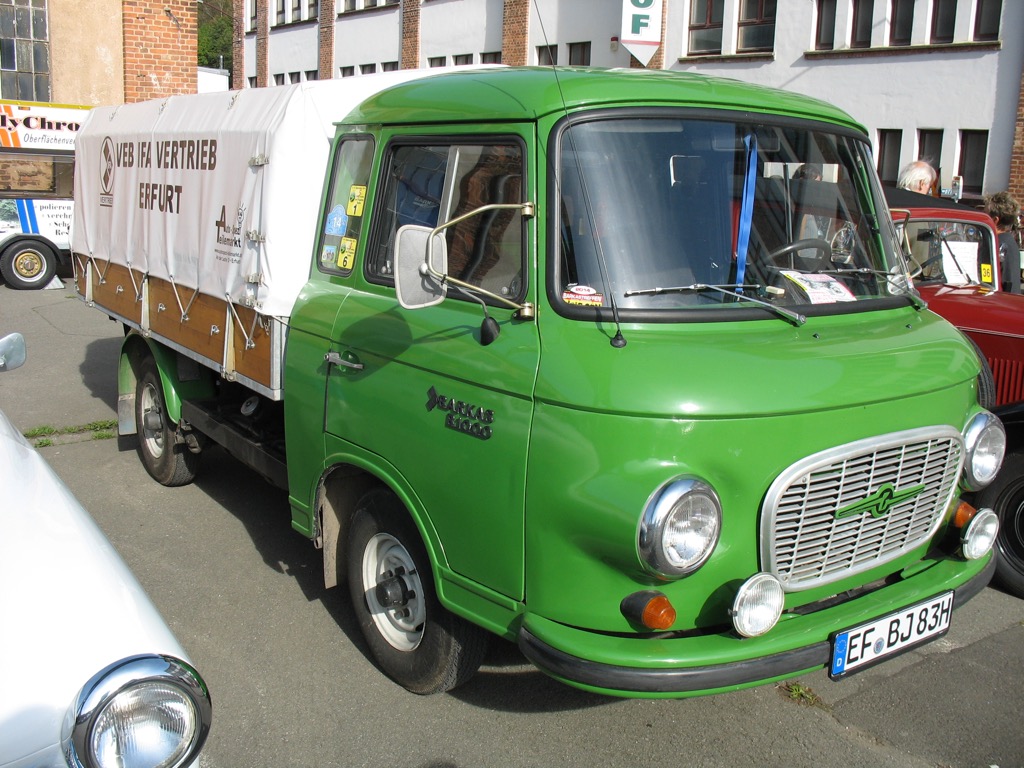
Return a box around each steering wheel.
[768,238,832,267]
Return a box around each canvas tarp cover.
[72,71,435,319]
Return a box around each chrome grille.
[761,427,963,591]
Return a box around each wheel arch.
[117,333,216,434]
[316,459,441,593]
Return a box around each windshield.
[896,217,997,289]
[553,115,914,319]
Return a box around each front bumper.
[517,555,994,697]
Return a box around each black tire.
[965,336,997,410]
[975,451,1024,598]
[135,356,199,487]
[0,240,57,290]
[347,489,488,694]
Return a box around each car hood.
[0,409,188,766]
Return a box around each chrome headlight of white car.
[962,411,1005,491]
[638,477,722,578]
[63,654,212,768]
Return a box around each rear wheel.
[135,356,199,486]
[975,451,1024,598]
[347,489,488,694]
[0,240,57,289]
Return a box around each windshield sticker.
[563,284,604,307]
[981,263,993,283]
[325,204,348,236]
[337,237,357,271]
[348,185,367,216]
[320,244,336,267]
[780,271,856,303]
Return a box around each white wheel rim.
[139,381,165,458]
[361,532,425,651]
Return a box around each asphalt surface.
[2,277,1024,768]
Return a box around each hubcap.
[139,382,166,458]
[361,533,425,651]
[14,250,44,280]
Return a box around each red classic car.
[887,186,1024,598]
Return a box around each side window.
[318,137,375,276]
[369,140,526,301]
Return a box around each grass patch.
[25,419,118,447]
[776,681,827,708]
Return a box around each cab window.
[368,140,526,302]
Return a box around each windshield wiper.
[623,283,806,326]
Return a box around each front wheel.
[975,451,1024,598]
[134,356,199,486]
[0,240,57,289]
[347,490,488,694]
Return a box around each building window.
[344,0,356,10]
[974,0,1001,41]
[250,0,257,31]
[959,130,987,195]
[689,0,724,55]
[248,76,257,88]
[876,129,902,185]
[930,0,956,44]
[851,0,874,48]
[428,56,446,68]
[481,51,502,64]
[918,129,942,170]
[276,0,285,25]
[340,66,355,77]
[289,71,300,83]
[815,0,837,50]
[308,0,318,20]
[305,69,319,80]
[360,63,376,74]
[889,0,913,45]
[381,61,399,71]
[453,54,473,66]
[0,0,50,101]
[568,42,591,65]
[737,0,776,52]
[291,0,301,21]
[537,45,557,65]
[274,73,285,85]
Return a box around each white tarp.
[72,70,439,318]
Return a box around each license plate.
[829,591,953,678]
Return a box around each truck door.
[320,131,538,602]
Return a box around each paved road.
[2,279,1023,768]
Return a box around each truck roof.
[343,66,867,134]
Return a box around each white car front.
[0,333,211,768]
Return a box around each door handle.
[325,350,365,371]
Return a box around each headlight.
[638,477,721,578]
[64,655,212,768]
[962,507,999,560]
[962,411,1006,490]
[731,573,785,638]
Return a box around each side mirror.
[0,332,26,372]
[395,225,448,310]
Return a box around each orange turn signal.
[954,501,978,529]
[621,590,677,630]
[642,594,677,630]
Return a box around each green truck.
[73,67,1005,698]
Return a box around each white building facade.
[236,0,1024,199]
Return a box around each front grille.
[761,427,963,592]
[992,357,1024,407]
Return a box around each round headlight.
[638,478,722,578]
[962,411,1006,490]
[65,655,211,768]
[962,507,999,560]
[731,573,785,638]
